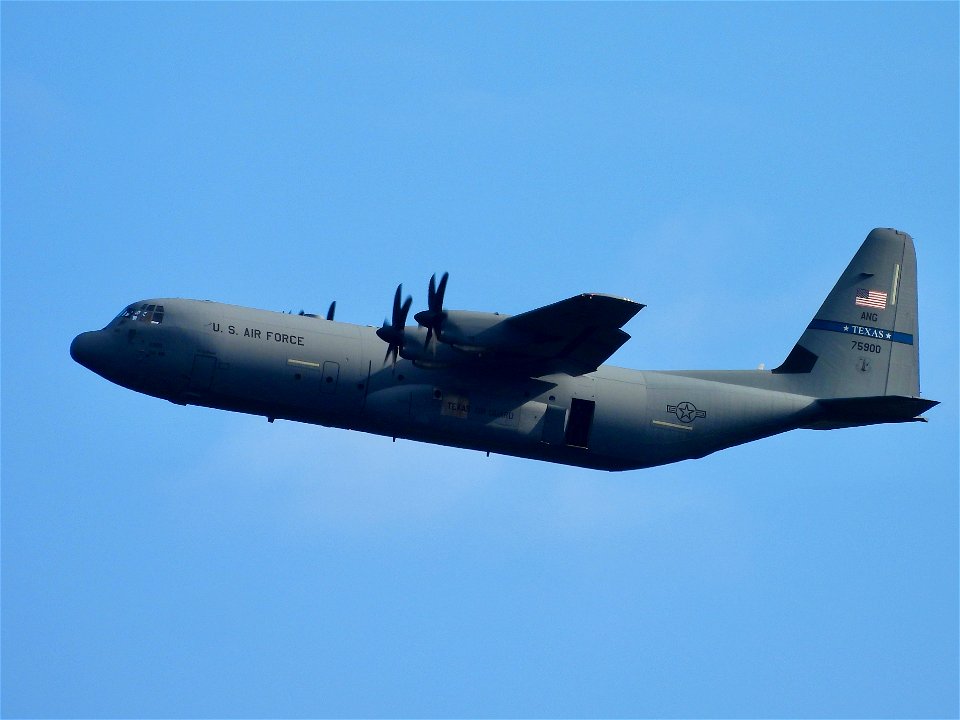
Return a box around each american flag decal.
[855,288,887,309]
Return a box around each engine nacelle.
[397,326,469,368]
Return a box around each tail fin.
[773,228,925,400]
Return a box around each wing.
[398,292,644,376]
[495,293,644,375]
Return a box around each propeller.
[414,272,449,348]
[326,301,336,321]
[375,284,412,367]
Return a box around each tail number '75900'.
[851,340,883,353]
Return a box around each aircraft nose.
[70,331,104,371]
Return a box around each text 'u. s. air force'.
[209,322,305,346]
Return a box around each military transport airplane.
[71,228,937,471]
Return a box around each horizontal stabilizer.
[805,395,939,430]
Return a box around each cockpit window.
[116,303,165,325]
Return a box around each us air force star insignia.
[666,401,707,423]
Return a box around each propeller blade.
[391,284,412,328]
[326,301,336,321]
[417,272,449,348]
[378,284,412,369]
[434,271,448,313]
[427,274,437,308]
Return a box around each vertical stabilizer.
[773,228,922,399]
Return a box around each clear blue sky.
[3,3,957,717]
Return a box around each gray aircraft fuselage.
[70,229,936,471]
